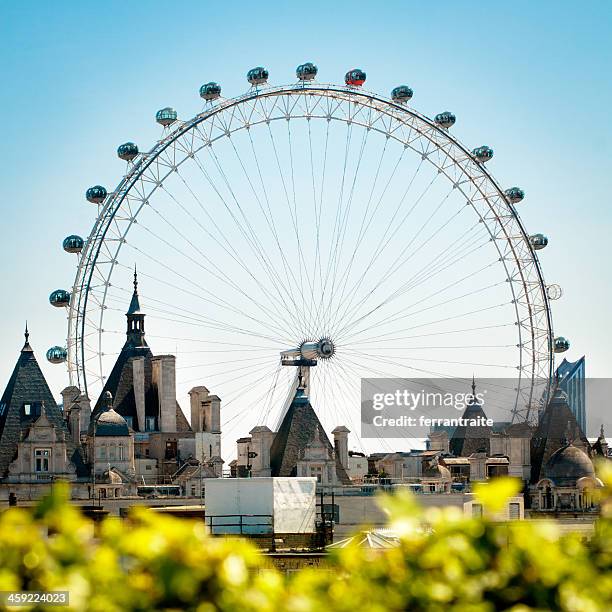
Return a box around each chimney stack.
[332,426,350,470]
[152,355,177,432]
[132,356,146,431]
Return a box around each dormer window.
[145,416,157,432]
[22,402,41,418]
[35,448,51,472]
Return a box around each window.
[145,417,156,432]
[124,416,133,429]
[472,503,483,517]
[310,466,323,483]
[165,440,177,460]
[191,485,196,496]
[23,402,41,418]
[35,449,50,472]
[509,502,521,519]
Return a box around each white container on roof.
[204,477,317,534]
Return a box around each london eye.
[49,63,566,452]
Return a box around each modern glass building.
[556,356,586,432]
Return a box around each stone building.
[236,381,351,484]
[0,327,90,499]
[91,272,195,478]
[88,391,136,497]
[0,275,224,501]
[529,387,603,512]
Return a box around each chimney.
[429,430,449,453]
[61,386,80,417]
[132,356,146,431]
[189,386,210,432]
[249,425,274,476]
[208,395,221,433]
[79,394,91,434]
[332,426,350,470]
[69,404,81,445]
[152,355,177,432]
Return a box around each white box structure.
[204,477,317,534]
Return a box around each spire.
[127,266,141,316]
[22,321,32,352]
[471,375,476,397]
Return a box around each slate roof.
[449,386,492,457]
[530,386,590,484]
[92,277,191,433]
[0,331,88,478]
[269,387,351,484]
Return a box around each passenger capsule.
[546,284,563,301]
[530,233,549,250]
[49,289,70,308]
[554,336,570,353]
[472,145,494,163]
[247,67,269,86]
[85,185,107,204]
[434,111,456,129]
[62,235,84,254]
[504,187,525,204]
[200,82,221,101]
[345,68,366,86]
[391,85,413,103]
[156,107,177,127]
[296,62,318,81]
[117,142,139,161]
[46,346,67,364]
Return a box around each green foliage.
[0,478,611,611]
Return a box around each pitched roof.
[93,343,191,432]
[92,277,191,433]
[530,386,590,484]
[449,395,492,457]
[0,332,88,478]
[269,387,350,484]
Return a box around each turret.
[126,268,146,347]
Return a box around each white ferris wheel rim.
[66,81,555,428]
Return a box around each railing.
[317,481,471,496]
[205,514,273,535]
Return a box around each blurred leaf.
[474,477,522,514]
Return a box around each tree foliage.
[0,474,611,611]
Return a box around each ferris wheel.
[48,63,569,451]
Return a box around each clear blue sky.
[1,0,611,403]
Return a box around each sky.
[0,0,611,422]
